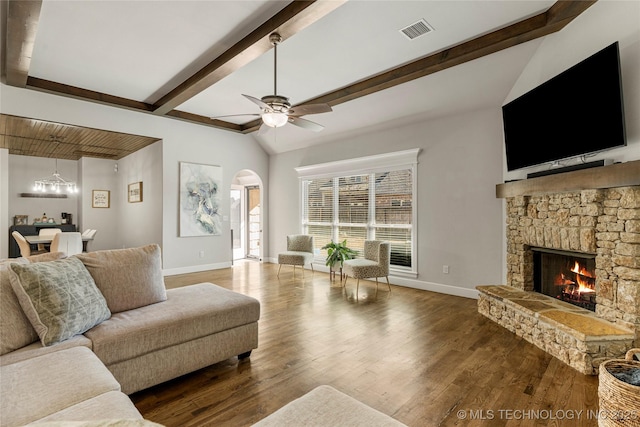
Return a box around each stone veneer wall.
[505,185,640,346]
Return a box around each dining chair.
[12,231,45,257]
[50,232,83,256]
[342,240,391,295]
[83,229,97,252]
[38,228,62,252]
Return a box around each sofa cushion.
[0,346,122,427]
[26,251,67,263]
[0,258,39,355]
[85,283,260,365]
[31,391,145,425]
[75,244,166,313]
[0,334,92,367]
[9,257,111,346]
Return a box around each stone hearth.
[479,162,640,374]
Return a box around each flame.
[570,261,595,293]
[571,261,594,278]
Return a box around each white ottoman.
[252,385,407,426]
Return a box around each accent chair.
[277,235,315,278]
[342,240,391,294]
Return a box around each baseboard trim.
[163,261,232,277]
[264,260,479,299]
[164,260,479,299]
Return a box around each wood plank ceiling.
[2,0,595,160]
[0,114,160,160]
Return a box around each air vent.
[399,19,434,40]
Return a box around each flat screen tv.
[502,42,626,172]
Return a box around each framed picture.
[92,190,110,208]
[128,181,143,203]
[13,215,28,225]
[179,162,222,236]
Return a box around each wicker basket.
[598,348,640,427]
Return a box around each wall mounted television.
[502,41,626,172]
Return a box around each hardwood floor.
[131,261,599,427]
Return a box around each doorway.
[230,171,262,261]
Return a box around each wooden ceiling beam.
[27,77,156,112]
[239,0,596,133]
[5,0,42,87]
[151,0,347,116]
[4,0,595,140]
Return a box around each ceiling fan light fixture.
[262,112,288,128]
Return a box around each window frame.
[296,149,419,277]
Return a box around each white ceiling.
[27,0,557,155]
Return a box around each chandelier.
[33,159,79,194]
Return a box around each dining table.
[25,234,94,252]
[24,235,94,245]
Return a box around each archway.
[230,170,263,261]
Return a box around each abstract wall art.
[179,162,222,237]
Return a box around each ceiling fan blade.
[288,103,333,116]
[242,94,269,110]
[211,113,261,120]
[288,116,324,132]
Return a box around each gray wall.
[503,0,640,181]
[268,108,505,297]
[8,155,79,225]
[0,83,269,269]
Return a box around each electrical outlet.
[443,265,449,274]
[199,250,205,258]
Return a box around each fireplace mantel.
[496,159,640,198]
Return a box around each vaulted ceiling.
[1,0,595,157]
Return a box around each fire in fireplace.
[533,248,597,311]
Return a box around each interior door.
[246,186,261,259]
[230,187,244,260]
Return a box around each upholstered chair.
[342,240,391,294]
[50,232,83,256]
[82,229,97,252]
[37,228,62,252]
[12,231,41,257]
[277,235,315,278]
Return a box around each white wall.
[269,108,505,298]
[78,157,120,251]
[500,0,640,283]
[8,155,79,224]
[117,141,163,251]
[0,83,269,271]
[161,128,269,273]
[503,0,640,181]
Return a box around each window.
[298,150,418,274]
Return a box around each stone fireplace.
[477,161,640,374]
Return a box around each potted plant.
[321,240,358,269]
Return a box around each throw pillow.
[0,258,39,355]
[75,244,166,313]
[9,257,111,346]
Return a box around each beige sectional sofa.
[0,245,260,426]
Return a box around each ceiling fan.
[214,32,332,133]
